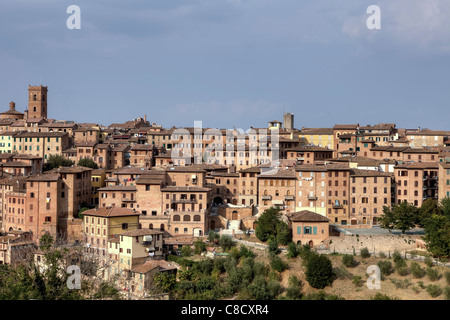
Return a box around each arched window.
[149,224,153,229]
[183,215,191,222]
[275,190,279,196]
[160,224,165,231]
[173,215,180,221]
[286,190,291,196]
[264,190,268,196]
[193,215,201,221]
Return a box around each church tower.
[28,85,48,119]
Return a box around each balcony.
[284,195,295,201]
[332,204,343,209]
[262,195,272,201]
[307,195,318,201]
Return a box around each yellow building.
[12,131,69,160]
[0,132,13,154]
[298,128,334,149]
[91,169,106,206]
[82,207,140,255]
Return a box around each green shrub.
[410,262,425,278]
[285,275,303,300]
[181,245,192,257]
[230,247,240,260]
[426,284,442,298]
[392,250,403,263]
[270,255,288,273]
[253,262,269,278]
[426,267,439,281]
[286,242,299,259]
[424,256,434,268]
[219,236,234,251]
[239,245,255,258]
[193,240,206,255]
[267,279,282,299]
[445,271,450,286]
[333,266,352,280]
[268,237,279,255]
[444,286,450,300]
[390,278,411,289]
[396,267,409,276]
[371,293,398,300]
[360,247,371,258]
[248,275,270,300]
[342,254,356,268]
[302,291,344,300]
[352,275,362,286]
[305,254,334,289]
[377,260,393,276]
[378,252,386,258]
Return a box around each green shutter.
[297,226,301,234]
[304,227,307,234]
[313,227,317,235]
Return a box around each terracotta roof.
[395,162,439,169]
[161,186,211,192]
[82,207,140,218]
[258,168,296,179]
[287,210,330,222]
[300,128,334,135]
[121,228,164,237]
[98,185,136,191]
[350,169,393,177]
[27,174,60,182]
[131,260,177,274]
[286,146,333,152]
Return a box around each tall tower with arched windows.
[27,85,48,119]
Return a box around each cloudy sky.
[1,0,450,130]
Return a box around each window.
[122,223,128,230]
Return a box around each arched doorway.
[362,217,367,224]
[308,240,314,248]
[232,199,237,205]
[213,197,223,205]
[210,220,216,230]
[373,217,378,225]
[297,240,302,245]
[232,211,238,220]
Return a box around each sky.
[1,0,450,130]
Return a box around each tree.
[286,242,299,259]
[276,220,292,245]
[268,237,279,255]
[419,199,440,227]
[305,254,334,289]
[379,206,396,233]
[379,202,419,234]
[77,157,99,169]
[255,207,281,242]
[423,214,450,259]
[194,240,206,255]
[208,231,219,244]
[181,246,192,257]
[285,275,303,300]
[219,236,234,251]
[43,154,74,171]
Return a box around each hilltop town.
[0,85,449,299]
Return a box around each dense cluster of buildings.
[1,85,450,295]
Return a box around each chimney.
[9,102,15,111]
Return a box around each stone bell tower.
[28,85,48,119]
